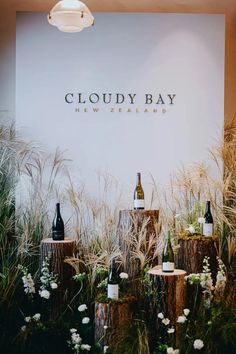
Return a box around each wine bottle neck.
[136,173,141,184]
[206,201,211,212]
[166,231,171,243]
[56,203,60,213]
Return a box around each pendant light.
[48,0,94,33]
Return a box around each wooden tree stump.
[40,238,76,292]
[94,301,133,348]
[177,236,219,278]
[39,238,76,314]
[118,210,160,293]
[147,268,186,349]
[148,268,186,323]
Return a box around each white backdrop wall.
[16,13,225,208]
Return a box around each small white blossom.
[167,347,174,354]
[40,289,50,299]
[193,339,204,350]
[198,217,205,224]
[78,304,88,312]
[157,312,164,319]
[183,308,190,316]
[82,317,90,324]
[177,315,187,323]
[104,346,109,353]
[33,313,41,321]
[81,344,91,351]
[187,225,195,234]
[173,350,179,354]
[24,316,31,323]
[103,325,108,330]
[71,332,82,344]
[167,328,175,334]
[22,274,35,295]
[21,325,26,332]
[50,282,58,289]
[119,272,128,279]
[162,318,170,326]
[70,328,77,333]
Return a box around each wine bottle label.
[162,262,175,272]
[134,199,145,209]
[108,284,119,299]
[203,223,213,236]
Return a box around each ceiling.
[2,0,236,15]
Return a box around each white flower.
[198,217,205,224]
[81,344,91,351]
[173,350,179,354]
[40,289,50,299]
[22,274,35,294]
[24,316,31,323]
[187,225,195,234]
[193,339,204,350]
[162,318,170,326]
[50,282,58,289]
[82,317,90,324]
[78,304,88,312]
[167,347,174,354]
[177,315,187,323]
[71,332,81,344]
[167,328,175,334]
[183,308,190,316]
[21,325,26,332]
[104,346,109,353]
[103,325,108,330]
[157,312,164,319]
[33,313,41,321]
[70,328,77,333]
[119,272,128,279]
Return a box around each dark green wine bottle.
[162,230,174,272]
[133,172,145,209]
[107,258,119,299]
[52,203,65,240]
[203,201,213,236]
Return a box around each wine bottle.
[107,259,119,300]
[162,230,175,272]
[203,201,213,236]
[133,172,145,209]
[52,203,65,240]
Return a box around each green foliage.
[109,321,150,354]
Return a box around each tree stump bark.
[148,268,186,323]
[147,268,186,349]
[40,238,76,311]
[177,236,219,278]
[94,301,133,348]
[118,210,160,295]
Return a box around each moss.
[95,293,136,305]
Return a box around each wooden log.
[40,238,76,289]
[147,268,186,349]
[148,268,186,323]
[177,236,219,278]
[94,301,133,348]
[40,238,76,314]
[118,210,160,288]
